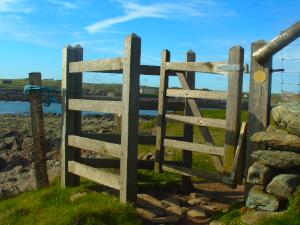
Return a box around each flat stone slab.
[251,126,300,152]
[251,150,300,169]
[266,174,300,199]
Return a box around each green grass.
[0,178,141,225]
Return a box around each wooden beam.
[80,133,185,145]
[61,45,83,187]
[68,161,120,190]
[68,99,122,114]
[177,72,223,172]
[164,139,224,156]
[69,57,123,73]
[223,46,244,175]
[245,41,273,199]
[140,65,176,76]
[29,72,49,188]
[166,89,227,100]
[162,163,222,182]
[120,33,140,203]
[253,21,300,63]
[155,50,170,173]
[182,50,195,193]
[68,135,121,158]
[166,114,226,129]
[165,61,227,74]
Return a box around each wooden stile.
[120,33,140,203]
[68,161,120,190]
[68,99,122,114]
[68,135,121,158]
[223,46,244,175]
[61,45,83,187]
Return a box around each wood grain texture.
[61,45,83,187]
[29,72,49,189]
[223,46,244,175]
[166,114,226,129]
[68,99,122,114]
[164,139,224,156]
[69,57,123,73]
[166,89,227,100]
[68,161,120,190]
[68,135,121,158]
[253,21,300,63]
[120,33,140,203]
[164,61,227,74]
[182,50,195,193]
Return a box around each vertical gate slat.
[61,45,83,187]
[120,34,141,203]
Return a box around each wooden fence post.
[223,46,244,175]
[182,50,195,193]
[29,72,49,189]
[245,40,272,197]
[155,50,170,173]
[120,33,141,203]
[61,45,83,187]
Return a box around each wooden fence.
[61,33,250,203]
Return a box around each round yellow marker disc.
[253,70,267,84]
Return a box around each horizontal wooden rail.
[68,161,120,190]
[69,57,123,73]
[164,139,224,156]
[165,114,226,129]
[164,62,226,74]
[162,163,222,182]
[68,135,121,158]
[166,89,227,100]
[80,133,185,145]
[68,99,122,114]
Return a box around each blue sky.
[0,0,299,93]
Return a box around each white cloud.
[0,0,34,13]
[48,0,78,9]
[86,0,234,34]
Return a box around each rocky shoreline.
[0,113,148,197]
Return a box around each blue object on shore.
[23,85,60,107]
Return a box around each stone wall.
[246,101,300,212]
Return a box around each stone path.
[136,182,244,224]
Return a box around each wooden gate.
[61,34,140,203]
[155,46,247,190]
